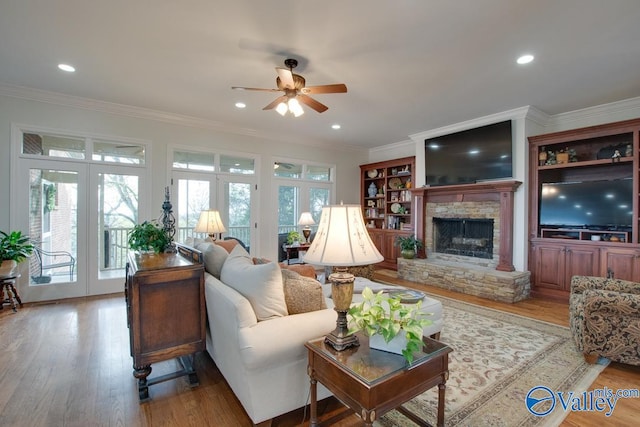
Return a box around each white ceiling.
[1,1,640,150]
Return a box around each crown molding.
[369,139,414,154]
[0,83,365,153]
[408,106,531,142]
[545,96,640,132]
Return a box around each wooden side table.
[283,243,311,264]
[306,335,452,426]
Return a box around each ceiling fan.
[232,58,347,116]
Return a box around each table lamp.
[194,210,227,241]
[304,203,383,350]
[297,212,316,244]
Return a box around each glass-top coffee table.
[306,334,452,426]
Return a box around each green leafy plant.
[127,220,171,253]
[348,287,432,364]
[0,230,34,262]
[286,230,301,245]
[394,234,424,251]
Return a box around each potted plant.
[286,230,301,246]
[0,230,34,277]
[348,287,432,364]
[395,234,423,259]
[127,220,171,254]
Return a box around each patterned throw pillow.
[281,269,327,315]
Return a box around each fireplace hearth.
[434,217,494,259]
[398,181,530,303]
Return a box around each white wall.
[368,97,640,273]
[0,93,368,259]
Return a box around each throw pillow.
[195,241,228,279]
[216,239,239,253]
[281,269,327,315]
[221,245,288,321]
[280,263,317,279]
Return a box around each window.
[171,148,257,251]
[275,160,334,237]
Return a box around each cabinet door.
[384,232,410,265]
[533,243,565,290]
[564,246,600,289]
[367,229,384,256]
[601,248,640,281]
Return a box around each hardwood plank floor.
[0,270,637,426]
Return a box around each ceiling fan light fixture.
[288,98,304,117]
[276,102,288,116]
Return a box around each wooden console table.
[306,335,452,426]
[125,247,205,401]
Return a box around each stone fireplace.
[397,181,531,303]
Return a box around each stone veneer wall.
[426,200,500,268]
[398,257,531,303]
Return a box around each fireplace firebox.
[433,218,494,259]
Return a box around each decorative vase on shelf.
[368,182,378,198]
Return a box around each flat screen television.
[539,178,633,229]
[425,120,512,186]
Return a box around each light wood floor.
[0,270,638,426]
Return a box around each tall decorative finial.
[160,186,176,249]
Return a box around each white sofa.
[199,244,337,426]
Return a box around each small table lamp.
[194,210,227,241]
[304,204,383,350]
[297,212,316,244]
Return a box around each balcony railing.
[102,226,252,270]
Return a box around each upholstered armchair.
[569,275,640,366]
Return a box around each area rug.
[374,295,608,427]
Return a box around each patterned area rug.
[375,295,608,427]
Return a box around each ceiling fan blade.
[301,84,348,94]
[298,95,329,113]
[232,86,280,92]
[263,95,288,110]
[276,67,295,89]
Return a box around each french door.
[173,172,255,251]
[14,160,147,302]
[18,160,87,301]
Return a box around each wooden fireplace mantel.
[410,180,522,272]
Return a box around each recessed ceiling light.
[331,124,341,130]
[58,63,76,72]
[517,54,534,65]
[235,102,246,109]
[469,149,480,155]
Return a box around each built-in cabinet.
[528,118,640,300]
[360,156,415,270]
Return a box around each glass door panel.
[176,176,212,243]
[98,172,139,278]
[24,167,84,301]
[221,180,252,250]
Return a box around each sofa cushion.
[195,241,228,279]
[221,245,288,321]
[281,269,327,315]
